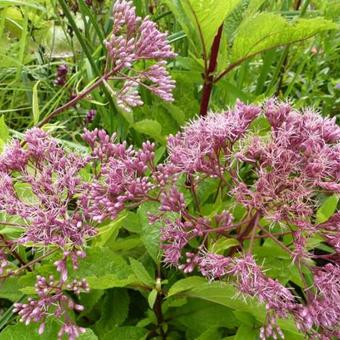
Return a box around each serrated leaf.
[0,277,23,301]
[129,258,154,286]
[196,327,221,340]
[231,14,336,63]
[121,212,141,233]
[316,195,339,224]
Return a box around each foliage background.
[0,0,339,339]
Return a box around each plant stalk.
[199,25,223,116]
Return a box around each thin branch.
[36,71,114,128]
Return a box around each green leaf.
[0,115,9,144]
[188,0,242,51]
[138,201,162,263]
[233,311,256,327]
[94,289,130,338]
[170,298,238,338]
[133,119,163,140]
[93,213,127,247]
[197,327,221,340]
[210,237,240,254]
[1,320,97,340]
[70,247,137,289]
[168,277,303,337]
[32,80,40,125]
[79,289,105,316]
[235,325,258,340]
[316,195,339,224]
[148,289,158,309]
[231,14,337,63]
[0,277,23,301]
[129,258,154,286]
[168,276,207,297]
[121,212,141,233]
[102,326,147,340]
[165,0,241,52]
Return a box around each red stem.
[199,25,223,116]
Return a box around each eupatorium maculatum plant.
[0,100,339,339]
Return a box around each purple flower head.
[293,264,340,336]
[85,109,96,124]
[55,64,68,87]
[167,102,260,175]
[160,187,186,212]
[13,251,90,339]
[0,129,95,248]
[81,129,155,222]
[104,0,176,110]
[199,252,231,280]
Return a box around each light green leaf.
[231,14,337,63]
[170,298,237,338]
[148,289,158,309]
[187,0,242,51]
[0,1,46,11]
[235,325,258,340]
[0,115,9,144]
[121,212,141,233]
[165,0,242,52]
[93,212,127,247]
[210,237,240,254]
[197,327,221,340]
[133,119,163,140]
[233,311,256,327]
[129,258,154,286]
[32,80,41,125]
[0,277,23,301]
[316,195,339,224]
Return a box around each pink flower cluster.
[0,128,95,247]
[14,253,89,340]
[81,128,155,222]
[0,100,338,339]
[234,100,340,225]
[158,100,340,339]
[167,101,261,175]
[105,0,176,110]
